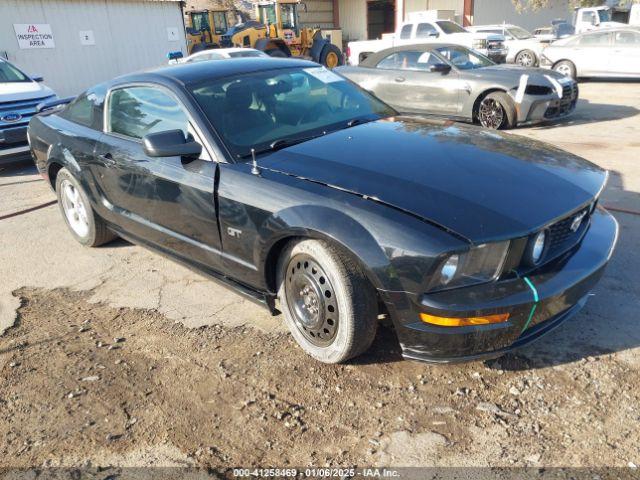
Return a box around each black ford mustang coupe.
[28,58,618,364]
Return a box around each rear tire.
[319,44,344,68]
[515,49,537,67]
[553,60,577,79]
[476,91,517,130]
[277,239,378,364]
[55,168,117,247]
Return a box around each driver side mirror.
[143,130,202,160]
[429,63,452,74]
[428,32,439,38]
[32,75,44,82]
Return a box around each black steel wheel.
[284,254,338,346]
[277,239,378,364]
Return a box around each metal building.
[0,0,187,97]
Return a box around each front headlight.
[429,241,510,292]
[472,39,487,50]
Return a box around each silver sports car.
[336,43,578,129]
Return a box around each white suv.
[469,24,545,67]
[1,59,56,166]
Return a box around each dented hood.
[260,118,606,243]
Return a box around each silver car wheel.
[516,51,535,67]
[60,179,90,238]
[555,63,572,77]
[478,98,505,129]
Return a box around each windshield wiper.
[238,133,323,159]
[346,117,369,128]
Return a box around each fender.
[310,33,329,63]
[255,38,292,57]
[256,205,400,293]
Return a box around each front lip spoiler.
[401,295,587,364]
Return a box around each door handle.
[395,76,406,83]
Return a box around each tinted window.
[108,86,188,140]
[186,52,224,63]
[61,95,94,128]
[416,23,437,38]
[59,87,105,130]
[436,21,467,34]
[189,66,395,158]
[399,24,413,39]
[578,32,611,46]
[377,51,438,70]
[614,30,640,45]
[228,50,266,58]
[435,45,493,69]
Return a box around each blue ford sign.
[1,112,23,123]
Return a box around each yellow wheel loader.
[219,0,344,68]
[185,9,241,54]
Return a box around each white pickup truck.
[347,17,506,66]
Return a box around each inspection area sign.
[14,24,55,49]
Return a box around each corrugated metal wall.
[299,0,335,29]
[0,0,187,97]
[338,0,367,42]
[472,0,572,31]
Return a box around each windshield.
[598,9,611,22]
[0,61,30,83]
[228,50,266,58]
[436,21,467,34]
[509,26,533,39]
[189,66,396,158]
[435,45,494,70]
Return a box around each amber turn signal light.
[419,312,510,327]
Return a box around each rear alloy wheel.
[277,239,377,363]
[515,49,537,67]
[55,168,117,247]
[477,92,517,130]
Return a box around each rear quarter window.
[399,24,413,39]
[59,87,106,130]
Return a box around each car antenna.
[251,148,259,175]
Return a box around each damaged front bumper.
[379,207,618,364]
[513,80,579,125]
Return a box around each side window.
[377,51,433,71]
[581,11,596,24]
[61,94,94,128]
[399,24,413,40]
[60,88,105,130]
[107,86,188,140]
[615,30,640,45]
[578,32,611,46]
[416,23,437,38]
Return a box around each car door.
[610,30,640,76]
[94,84,222,269]
[571,31,613,76]
[368,49,461,115]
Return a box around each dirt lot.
[1,82,639,471]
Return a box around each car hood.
[0,80,55,103]
[463,65,571,91]
[260,118,605,243]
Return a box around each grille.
[545,207,591,260]
[0,95,54,130]
[545,82,578,118]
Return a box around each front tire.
[476,91,517,130]
[319,44,344,69]
[55,168,116,247]
[553,60,577,79]
[515,49,537,67]
[277,239,377,364]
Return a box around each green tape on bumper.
[521,276,539,333]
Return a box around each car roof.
[360,43,461,67]
[112,57,318,88]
